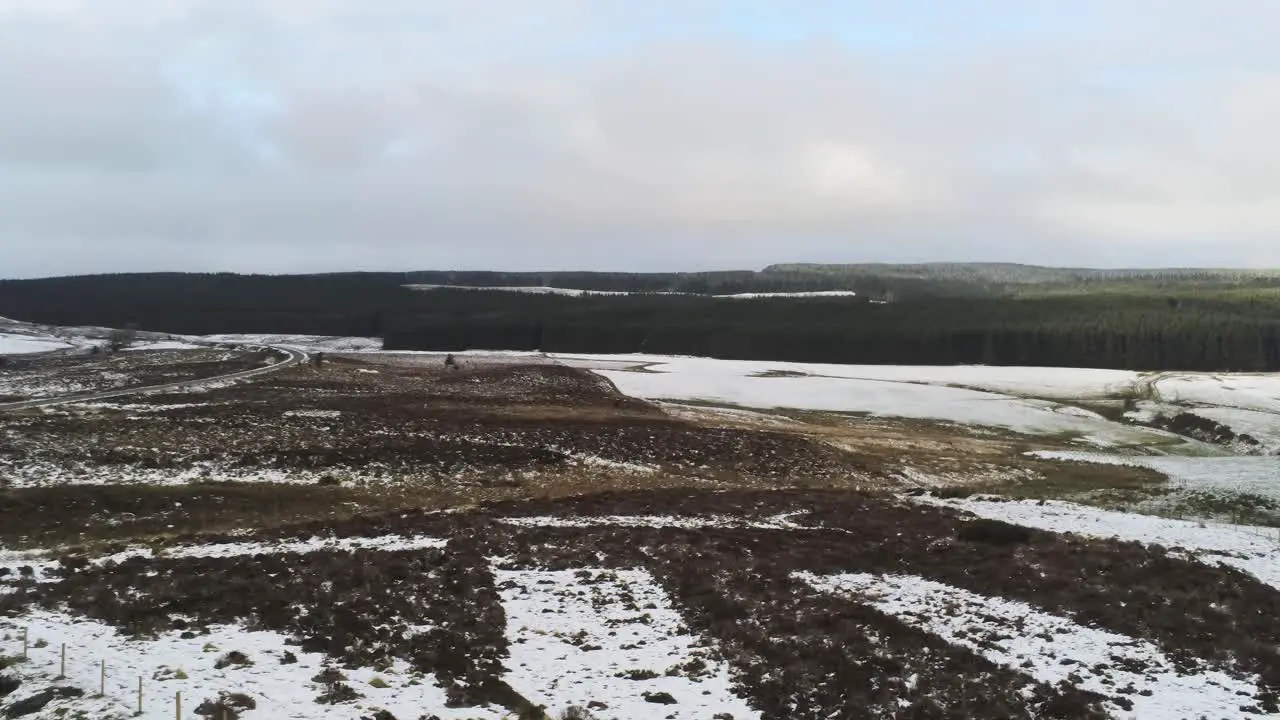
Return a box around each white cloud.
[1,1,1279,276]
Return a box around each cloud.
[1,0,1279,277]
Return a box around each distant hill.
[764,262,1280,285]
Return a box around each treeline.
[402,269,984,298]
[4,272,1280,371]
[383,291,1280,371]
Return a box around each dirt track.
[0,345,305,411]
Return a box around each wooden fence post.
[99,659,106,697]
[57,643,65,679]
[137,676,143,716]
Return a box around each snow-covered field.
[801,572,1267,719]
[556,354,1195,450]
[1031,450,1280,501]
[917,494,1280,589]
[1192,406,1280,452]
[0,317,191,355]
[0,611,504,720]
[1127,373,1280,453]
[1155,373,1280,414]
[556,353,1140,400]
[497,568,758,719]
[0,334,71,355]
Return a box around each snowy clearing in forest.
[496,568,759,720]
[915,494,1280,589]
[555,354,1140,400]
[800,572,1266,719]
[558,354,1189,448]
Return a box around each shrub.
[311,667,347,685]
[643,691,678,704]
[194,691,256,719]
[615,668,660,681]
[956,518,1033,545]
[316,681,362,705]
[0,674,20,698]
[214,651,253,669]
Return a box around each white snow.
[496,568,759,719]
[1123,399,1280,454]
[656,402,802,428]
[800,572,1264,719]
[123,340,207,351]
[915,495,1280,590]
[1184,405,1280,453]
[1155,373,1280,415]
[3,536,448,594]
[0,334,72,355]
[406,285,859,299]
[406,284,631,297]
[282,409,342,419]
[0,457,480,488]
[708,290,858,299]
[198,334,381,352]
[565,453,659,474]
[1031,450,1280,500]
[0,549,61,590]
[163,534,448,560]
[0,610,504,720]
[563,355,1183,448]
[556,354,1141,401]
[497,514,801,530]
[90,535,449,566]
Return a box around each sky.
[2,0,1280,278]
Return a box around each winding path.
[0,345,309,412]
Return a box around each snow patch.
[915,495,1280,590]
[0,334,71,355]
[1031,450,1280,501]
[496,568,759,719]
[282,409,342,419]
[567,355,1184,448]
[496,514,800,530]
[800,572,1265,719]
[0,610,503,720]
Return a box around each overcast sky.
[3,1,1279,278]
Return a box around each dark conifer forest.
[4,264,1280,371]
